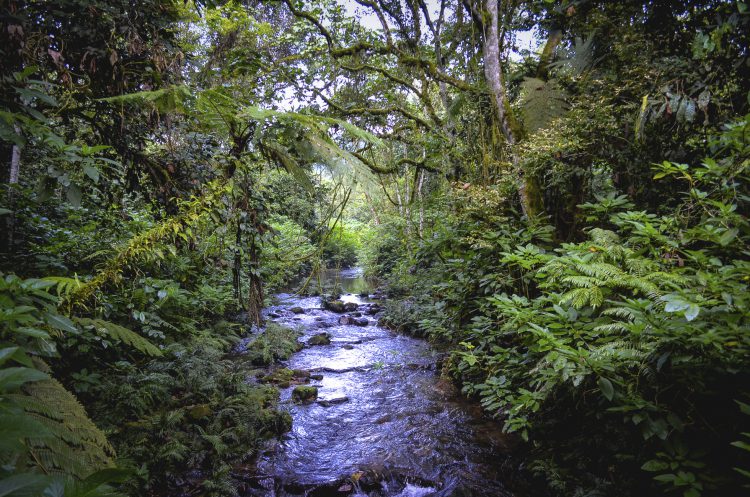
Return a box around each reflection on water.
[246,269,515,497]
[305,267,377,297]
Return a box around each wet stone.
[322,298,346,313]
[317,396,349,407]
[289,306,304,314]
[339,316,354,325]
[291,385,318,403]
[307,333,331,346]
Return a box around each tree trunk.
[247,231,264,329]
[4,125,21,255]
[233,219,243,304]
[417,169,425,238]
[10,144,20,184]
[482,0,543,219]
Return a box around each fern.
[74,318,162,357]
[42,276,83,297]
[8,378,115,479]
[519,77,569,133]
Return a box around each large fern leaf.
[74,318,162,357]
[8,378,115,479]
[518,77,569,133]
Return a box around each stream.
[246,268,516,497]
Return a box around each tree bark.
[481,0,543,220]
[4,124,22,255]
[9,144,20,184]
[417,169,425,238]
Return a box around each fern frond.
[74,318,162,357]
[519,77,569,133]
[601,306,638,320]
[9,378,115,479]
[593,322,629,333]
[561,275,603,288]
[42,276,83,297]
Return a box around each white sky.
[336,0,540,56]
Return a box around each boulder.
[343,302,359,312]
[323,299,346,313]
[289,306,304,314]
[364,304,382,315]
[317,396,349,407]
[292,385,318,403]
[307,332,331,346]
[355,318,369,326]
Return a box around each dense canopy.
[1,1,749,496]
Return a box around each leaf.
[598,376,614,401]
[83,166,100,183]
[0,367,48,392]
[75,318,162,356]
[663,294,689,313]
[718,228,738,246]
[44,312,77,333]
[642,460,669,472]
[653,473,677,483]
[656,352,670,371]
[0,346,33,367]
[684,304,700,321]
[66,183,82,207]
[0,473,53,497]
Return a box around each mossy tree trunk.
[481,0,544,220]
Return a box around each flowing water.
[245,268,516,497]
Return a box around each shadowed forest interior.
[1,1,749,496]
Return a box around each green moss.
[307,332,331,346]
[292,385,318,403]
[261,367,295,385]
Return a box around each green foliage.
[73,319,162,357]
[381,116,750,496]
[261,215,315,292]
[321,223,361,268]
[84,332,292,497]
[0,275,121,495]
[242,322,302,366]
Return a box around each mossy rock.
[323,299,346,313]
[292,385,318,403]
[307,332,331,346]
[262,368,295,385]
[289,306,304,314]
